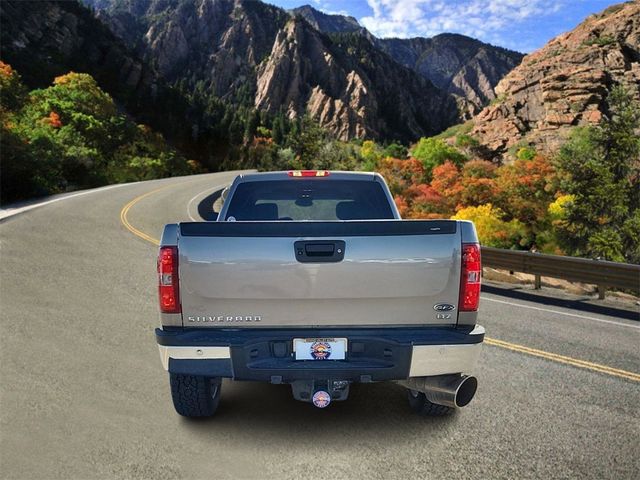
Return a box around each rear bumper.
[155,325,484,382]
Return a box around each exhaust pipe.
[400,374,477,408]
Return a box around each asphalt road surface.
[1,172,639,480]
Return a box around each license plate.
[293,338,347,360]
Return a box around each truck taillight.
[158,246,180,314]
[460,243,481,311]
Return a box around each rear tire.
[406,389,454,416]
[170,374,222,417]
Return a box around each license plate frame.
[293,338,347,361]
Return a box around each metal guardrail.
[481,247,640,298]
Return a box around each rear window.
[224,180,395,221]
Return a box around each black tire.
[170,374,222,417]
[406,388,454,416]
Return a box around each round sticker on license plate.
[310,341,331,360]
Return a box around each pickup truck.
[155,170,484,417]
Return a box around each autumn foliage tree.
[375,157,426,196]
[1,65,197,202]
[452,204,525,248]
[459,160,499,207]
[495,154,556,224]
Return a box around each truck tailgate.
[177,221,461,327]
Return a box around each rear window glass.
[224,180,395,221]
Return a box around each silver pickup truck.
[155,171,484,417]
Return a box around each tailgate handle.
[305,243,334,255]
[295,241,345,263]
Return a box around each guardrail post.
[534,274,541,290]
[597,285,606,300]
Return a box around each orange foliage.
[430,161,463,212]
[376,157,425,196]
[0,60,14,78]
[43,111,62,128]
[458,159,499,207]
[53,72,79,85]
[495,155,556,223]
[394,195,409,217]
[252,136,273,146]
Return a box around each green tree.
[244,109,259,142]
[411,137,466,179]
[272,112,285,145]
[555,86,640,262]
[0,62,26,111]
[383,142,408,159]
[360,140,384,171]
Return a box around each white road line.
[186,183,230,221]
[0,183,132,221]
[482,296,640,330]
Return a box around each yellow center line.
[119,183,640,383]
[485,338,640,382]
[119,184,179,246]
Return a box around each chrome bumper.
[408,325,484,377]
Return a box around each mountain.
[0,0,153,96]
[377,35,523,116]
[292,5,523,116]
[82,0,458,141]
[468,1,640,160]
[257,18,458,140]
[2,0,523,146]
[291,5,362,34]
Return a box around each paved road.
[1,172,639,480]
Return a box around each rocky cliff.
[83,0,459,141]
[469,1,640,159]
[292,5,523,116]
[378,34,523,116]
[291,5,362,34]
[255,18,457,140]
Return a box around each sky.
[268,0,621,52]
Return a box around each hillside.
[378,34,523,116]
[0,0,152,97]
[83,0,460,142]
[468,1,640,160]
[255,19,457,141]
[292,5,524,115]
[0,0,212,165]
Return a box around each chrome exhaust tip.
[400,374,478,408]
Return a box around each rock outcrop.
[469,2,640,159]
[378,34,523,116]
[291,5,362,34]
[292,6,523,116]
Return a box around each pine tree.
[556,86,640,262]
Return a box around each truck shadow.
[181,380,459,442]
[196,189,224,221]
